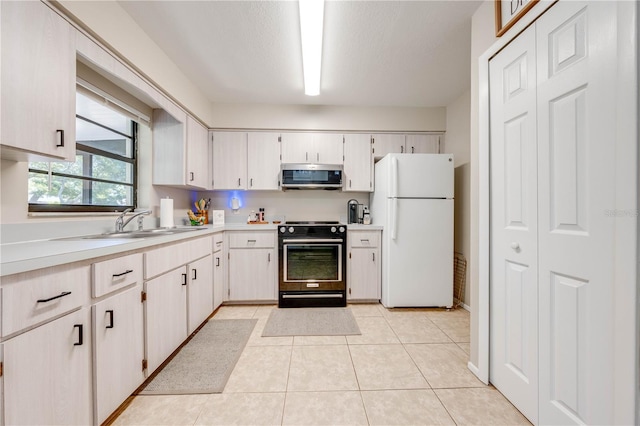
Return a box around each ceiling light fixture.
[298,0,325,96]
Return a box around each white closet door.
[536,2,617,424]
[489,23,539,424]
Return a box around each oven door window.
[284,244,342,282]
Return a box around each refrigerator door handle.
[391,198,398,240]
[391,156,399,198]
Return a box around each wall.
[56,0,212,125]
[444,89,471,306]
[210,103,446,132]
[469,0,498,370]
[194,190,371,226]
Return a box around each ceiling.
[118,1,481,108]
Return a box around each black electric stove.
[278,221,347,308]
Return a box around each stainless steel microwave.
[280,164,343,190]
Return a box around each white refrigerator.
[369,153,454,308]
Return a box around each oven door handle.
[281,239,344,244]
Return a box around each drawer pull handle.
[247,239,257,243]
[37,291,71,303]
[106,310,114,329]
[74,324,84,346]
[192,269,197,280]
[182,273,187,286]
[361,239,369,242]
[112,269,133,278]
[216,257,220,267]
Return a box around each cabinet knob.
[510,242,520,251]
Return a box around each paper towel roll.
[160,198,174,228]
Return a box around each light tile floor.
[114,304,530,426]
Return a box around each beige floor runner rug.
[139,318,257,395]
[262,307,361,337]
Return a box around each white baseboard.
[467,361,488,385]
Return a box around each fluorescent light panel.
[299,0,324,96]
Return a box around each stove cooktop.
[285,221,341,225]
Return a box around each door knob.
[510,242,520,250]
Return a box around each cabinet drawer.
[229,231,275,248]
[213,233,224,253]
[145,237,213,279]
[92,253,143,298]
[1,264,90,337]
[349,231,380,248]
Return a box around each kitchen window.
[28,90,138,213]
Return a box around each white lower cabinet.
[187,254,213,334]
[144,266,188,375]
[228,248,276,301]
[347,230,381,301]
[2,308,93,425]
[228,231,276,301]
[92,285,145,425]
[213,233,225,309]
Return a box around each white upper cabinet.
[372,134,441,159]
[1,1,76,161]
[247,132,281,190]
[343,134,373,192]
[281,133,343,164]
[152,110,209,189]
[280,132,312,163]
[313,133,344,164]
[186,116,210,189]
[211,131,248,190]
[372,134,405,159]
[405,134,440,154]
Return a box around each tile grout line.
[280,341,294,426]
[345,337,371,425]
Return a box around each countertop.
[1,222,383,277]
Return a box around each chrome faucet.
[115,209,152,232]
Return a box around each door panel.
[489,21,538,424]
[383,198,453,307]
[392,154,454,198]
[537,2,617,424]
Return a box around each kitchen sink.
[58,227,207,240]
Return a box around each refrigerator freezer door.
[389,154,454,199]
[381,198,454,307]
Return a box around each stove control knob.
[288,227,295,234]
[280,226,286,233]
[339,226,345,233]
[331,226,337,233]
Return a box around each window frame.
[28,114,138,214]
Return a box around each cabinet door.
[93,286,145,425]
[213,250,225,310]
[228,249,276,301]
[280,132,313,163]
[187,255,214,334]
[1,1,76,161]
[313,133,343,164]
[372,134,405,160]
[145,267,188,374]
[3,308,92,425]
[406,135,440,154]
[343,134,372,191]
[348,248,380,300]
[212,131,247,190]
[186,116,210,189]
[247,132,281,190]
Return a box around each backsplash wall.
[194,190,371,224]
